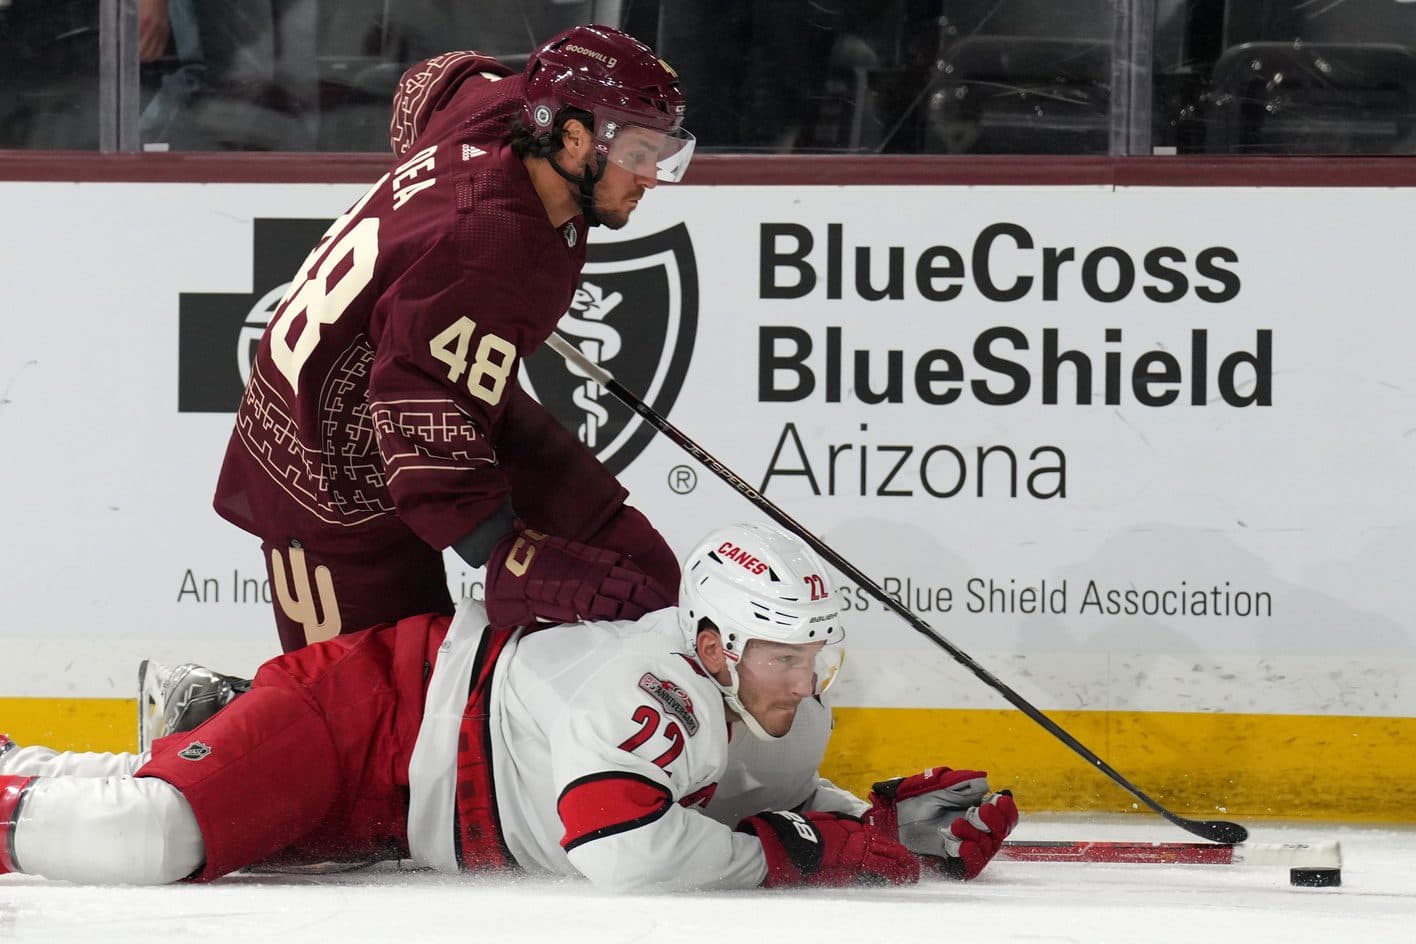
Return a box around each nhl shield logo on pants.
[178,741,212,762]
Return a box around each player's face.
[734,639,826,737]
[591,128,661,229]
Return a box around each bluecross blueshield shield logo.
[522,223,698,475]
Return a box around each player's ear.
[560,117,592,159]
[696,625,727,676]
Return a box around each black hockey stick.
[547,332,1248,845]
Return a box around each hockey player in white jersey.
[0,523,1017,890]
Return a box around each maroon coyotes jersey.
[215,55,589,553]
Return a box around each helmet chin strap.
[548,151,607,227]
[707,657,780,742]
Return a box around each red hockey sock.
[0,774,36,874]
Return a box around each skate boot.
[138,661,252,754]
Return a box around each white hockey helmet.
[678,522,846,739]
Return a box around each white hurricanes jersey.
[407,602,869,891]
[488,608,771,891]
[409,603,776,890]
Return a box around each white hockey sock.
[0,746,149,778]
[13,776,204,884]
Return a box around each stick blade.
[1183,818,1249,844]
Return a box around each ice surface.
[2,815,1411,943]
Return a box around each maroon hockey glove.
[737,810,921,888]
[867,768,1019,881]
[484,528,673,630]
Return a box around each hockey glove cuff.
[738,810,921,888]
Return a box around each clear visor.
[731,639,846,697]
[814,644,845,696]
[605,125,696,182]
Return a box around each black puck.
[1290,867,1341,887]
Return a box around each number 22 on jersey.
[617,705,685,770]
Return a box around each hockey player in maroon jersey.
[133,27,697,748]
[2,524,1018,890]
[214,25,696,654]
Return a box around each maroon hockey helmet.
[523,24,694,182]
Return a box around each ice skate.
[137,661,251,754]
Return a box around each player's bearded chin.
[765,707,796,736]
[755,700,799,736]
[723,700,792,734]
[592,185,630,230]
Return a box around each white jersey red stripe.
[557,772,673,851]
[407,602,867,890]
[409,605,768,889]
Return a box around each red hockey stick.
[1000,840,1340,867]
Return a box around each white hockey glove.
[865,767,1019,880]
